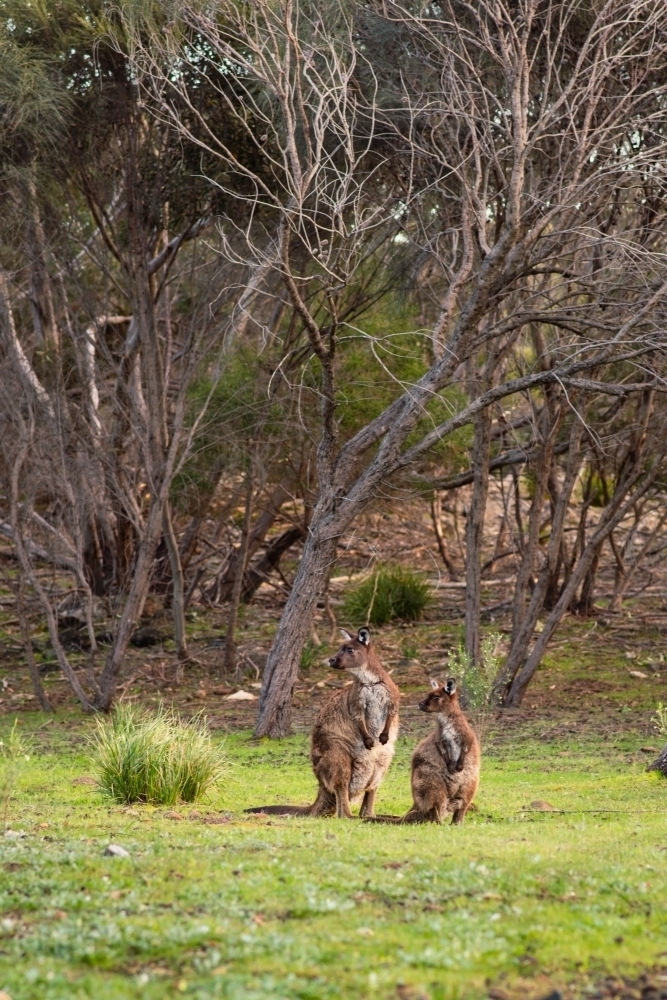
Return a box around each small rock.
[528,800,557,811]
[639,746,658,754]
[211,685,232,695]
[225,690,257,701]
[4,830,24,840]
[488,990,511,1000]
[164,811,184,820]
[196,688,207,699]
[72,776,97,786]
[628,669,648,679]
[103,844,130,858]
[188,810,202,819]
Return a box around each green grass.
[1,717,667,999]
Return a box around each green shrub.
[91,704,226,805]
[653,702,667,739]
[449,633,502,745]
[342,565,431,626]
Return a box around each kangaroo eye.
[344,646,354,654]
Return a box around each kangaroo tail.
[244,804,312,816]
[364,808,436,825]
[363,814,405,824]
[245,787,337,818]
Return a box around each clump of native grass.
[91,704,226,805]
[449,633,502,746]
[342,565,431,626]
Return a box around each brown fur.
[368,678,480,825]
[246,627,400,819]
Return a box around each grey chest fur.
[438,716,462,764]
[359,683,390,738]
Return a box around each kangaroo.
[246,627,400,819]
[368,677,480,825]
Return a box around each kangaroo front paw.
[363,737,375,750]
[379,733,389,745]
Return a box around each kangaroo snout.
[329,655,342,668]
[418,698,428,711]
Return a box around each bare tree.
[124,0,667,734]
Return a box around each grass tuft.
[90,703,226,805]
[342,565,431,626]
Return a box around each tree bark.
[254,526,338,737]
[162,500,188,661]
[430,491,459,579]
[241,525,304,603]
[15,574,52,713]
[224,466,255,674]
[464,408,491,666]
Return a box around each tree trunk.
[255,527,338,737]
[610,508,667,611]
[496,417,583,698]
[464,408,491,666]
[509,405,563,642]
[16,575,52,713]
[505,450,665,706]
[241,525,304,602]
[162,500,188,661]
[430,491,459,579]
[94,497,166,709]
[224,467,255,674]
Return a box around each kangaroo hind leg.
[359,788,377,819]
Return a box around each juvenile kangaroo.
[404,678,480,824]
[369,677,480,825]
[246,627,400,819]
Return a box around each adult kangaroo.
[246,627,400,818]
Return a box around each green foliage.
[449,633,502,744]
[400,638,418,660]
[653,702,667,739]
[91,704,226,806]
[300,639,320,670]
[342,565,431,626]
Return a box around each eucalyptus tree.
[124,0,667,734]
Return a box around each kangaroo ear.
[357,627,371,646]
[445,678,457,695]
[429,677,440,690]
[339,628,353,641]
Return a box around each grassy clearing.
[1,716,667,1000]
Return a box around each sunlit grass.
[0,715,666,1000]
